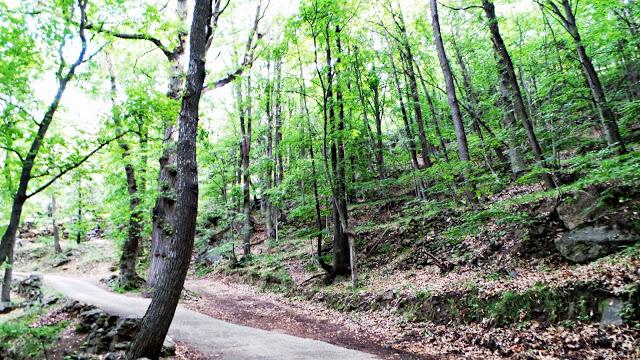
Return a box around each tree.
[429,0,475,202]
[481,0,555,189]
[107,55,145,289]
[540,0,626,154]
[48,193,62,254]
[0,0,111,302]
[126,0,214,357]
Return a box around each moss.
[407,281,629,326]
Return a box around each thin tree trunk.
[297,43,332,273]
[371,76,385,176]
[388,44,424,198]
[264,64,275,240]
[451,38,508,167]
[274,60,285,187]
[395,8,432,168]
[0,0,89,302]
[430,0,476,203]
[483,0,555,188]
[237,75,253,257]
[547,0,626,153]
[126,0,210,357]
[49,194,62,254]
[107,55,143,289]
[414,64,451,162]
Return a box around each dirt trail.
[22,273,378,360]
[184,277,426,360]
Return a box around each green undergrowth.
[0,307,69,360]
[202,147,640,328]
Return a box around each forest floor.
[194,152,640,359]
[10,240,385,359]
[184,276,420,359]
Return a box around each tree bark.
[546,0,626,153]
[370,73,385,176]
[49,194,62,254]
[430,0,475,203]
[483,0,555,188]
[329,26,350,276]
[388,44,424,198]
[107,55,143,289]
[394,6,432,168]
[237,74,253,257]
[148,0,188,290]
[126,0,210,357]
[264,64,275,240]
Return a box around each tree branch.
[0,146,24,163]
[204,1,265,92]
[85,23,174,59]
[25,131,129,199]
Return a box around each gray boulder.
[557,190,601,230]
[556,225,638,263]
[600,298,625,328]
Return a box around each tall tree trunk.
[496,60,527,175]
[297,43,332,273]
[148,0,188,289]
[430,0,475,203]
[107,55,143,289]
[371,75,385,176]
[126,0,210,357]
[483,0,555,188]
[326,26,350,276]
[49,194,62,254]
[274,60,285,187]
[547,0,626,153]
[388,44,424,198]
[395,6,432,168]
[236,72,254,257]
[264,65,275,241]
[334,27,356,285]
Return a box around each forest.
[0,0,639,359]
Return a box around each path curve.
[28,273,378,360]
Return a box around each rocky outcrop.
[554,187,639,263]
[65,301,175,358]
[556,190,601,230]
[556,225,638,263]
[14,274,46,306]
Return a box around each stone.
[104,351,125,360]
[600,298,625,328]
[557,190,600,230]
[381,289,395,302]
[0,301,14,314]
[15,274,43,303]
[162,336,176,356]
[42,295,59,306]
[113,342,129,350]
[556,225,638,263]
[52,257,72,268]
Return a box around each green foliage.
[0,311,68,360]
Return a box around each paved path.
[27,273,378,360]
